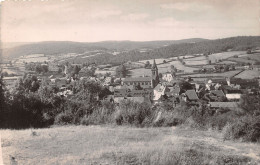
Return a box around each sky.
[1,0,260,42]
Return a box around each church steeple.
[151,59,159,88]
[151,59,158,70]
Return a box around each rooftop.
[209,102,239,108]
[185,90,199,100]
[123,77,151,82]
[210,90,225,97]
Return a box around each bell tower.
[151,59,159,88]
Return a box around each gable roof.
[226,94,241,99]
[123,77,151,82]
[185,90,199,100]
[210,90,225,97]
[154,84,167,93]
[209,102,239,108]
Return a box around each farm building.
[226,94,241,101]
[221,85,242,94]
[122,77,152,88]
[165,85,181,97]
[207,90,226,102]
[208,102,239,109]
[181,90,199,102]
[153,84,169,101]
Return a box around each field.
[129,60,198,77]
[208,51,245,61]
[228,57,256,64]
[235,70,260,79]
[238,53,260,62]
[217,61,237,64]
[15,54,49,63]
[184,60,208,65]
[183,51,245,64]
[182,70,242,79]
[1,126,260,165]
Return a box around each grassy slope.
[1,126,260,165]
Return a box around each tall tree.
[116,64,127,78]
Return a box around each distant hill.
[1,38,207,59]
[85,38,208,50]
[72,36,260,65]
[1,41,106,59]
[2,36,260,65]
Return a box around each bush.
[209,110,239,130]
[223,115,260,142]
[115,100,153,126]
[54,112,74,125]
[152,111,181,127]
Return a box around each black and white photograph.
[0,0,260,164]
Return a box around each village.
[2,50,260,110]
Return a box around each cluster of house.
[103,60,260,109]
[2,59,260,110]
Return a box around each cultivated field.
[234,70,260,79]
[129,60,198,77]
[238,53,260,62]
[184,60,208,65]
[182,70,242,78]
[208,51,245,61]
[228,57,256,64]
[1,126,260,165]
[217,61,237,64]
[184,51,245,64]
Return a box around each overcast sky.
[1,0,259,42]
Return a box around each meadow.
[181,70,242,79]
[130,60,198,77]
[238,53,260,62]
[228,58,256,64]
[234,70,260,79]
[1,125,260,165]
[183,51,245,64]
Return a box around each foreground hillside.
[1,126,260,165]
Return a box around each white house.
[162,73,175,82]
[226,94,241,101]
[153,84,168,101]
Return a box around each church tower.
[151,59,159,88]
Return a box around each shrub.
[223,115,260,142]
[209,110,239,130]
[80,116,94,126]
[115,100,153,126]
[173,104,214,129]
[54,112,74,125]
[153,111,181,127]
